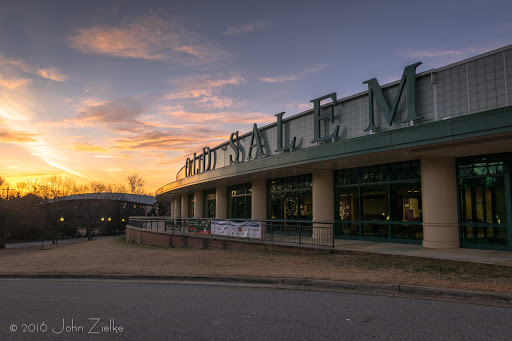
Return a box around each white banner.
[211,220,261,238]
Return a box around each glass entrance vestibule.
[334,161,423,243]
[457,154,512,250]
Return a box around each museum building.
[155,45,512,251]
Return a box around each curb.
[1,273,512,305]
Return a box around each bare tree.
[127,173,145,195]
[89,181,107,193]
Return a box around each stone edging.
[1,273,511,305]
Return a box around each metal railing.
[127,217,335,247]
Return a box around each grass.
[0,237,511,294]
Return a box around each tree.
[127,173,146,195]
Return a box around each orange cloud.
[3,56,68,82]
[0,78,32,90]
[258,75,297,83]
[36,68,68,82]
[258,64,326,83]
[0,128,38,143]
[163,74,244,110]
[69,14,229,64]
[72,142,109,153]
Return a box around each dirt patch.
[1,237,511,294]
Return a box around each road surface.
[0,279,510,340]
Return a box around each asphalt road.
[0,279,511,341]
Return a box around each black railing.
[127,217,335,247]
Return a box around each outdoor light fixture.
[101,217,105,221]
[108,217,111,221]
[60,217,64,222]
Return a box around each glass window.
[203,189,216,218]
[458,155,508,247]
[188,193,194,217]
[334,160,422,241]
[228,183,252,219]
[267,174,313,221]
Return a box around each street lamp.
[101,217,106,237]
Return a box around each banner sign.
[211,220,261,238]
[188,219,211,235]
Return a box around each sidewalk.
[333,239,512,266]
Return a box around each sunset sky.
[1,0,511,192]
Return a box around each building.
[155,45,512,251]
[52,193,161,236]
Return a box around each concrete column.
[216,186,227,219]
[312,171,334,243]
[194,190,203,218]
[181,194,188,218]
[175,196,181,218]
[170,199,176,218]
[421,157,459,248]
[251,179,267,220]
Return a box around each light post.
[101,217,105,237]
[58,217,64,243]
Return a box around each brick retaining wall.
[125,226,330,254]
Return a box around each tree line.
[0,173,148,248]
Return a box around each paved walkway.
[333,239,512,266]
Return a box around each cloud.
[0,77,32,90]
[196,96,234,110]
[71,142,109,153]
[72,97,148,132]
[0,128,38,143]
[224,21,267,36]
[258,74,298,83]
[400,43,511,68]
[258,64,327,83]
[402,49,463,59]
[36,68,68,82]
[2,56,68,82]
[163,74,244,109]
[69,14,229,64]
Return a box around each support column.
[216,186,227,219]
[194,190,203,218]
[251,179,267,220]
[252,178,267,240]
[312,171,334,243]
[175,196,181,218]
[171,199,176,218]
[181,194,188,218]
[421,157,459,248]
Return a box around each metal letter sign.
[364,62,422,131]
[275,112,296,152]
[248,123,265,160]
[183,62,422,178]
[229,131,241,165]
[310,93,339,143]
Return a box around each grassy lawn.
[0,237,511,294]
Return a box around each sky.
[1,0,511,193]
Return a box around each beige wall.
[312,171,334,242]
[181,194,188,218]
[194,190,203,218]
[175,197,181,218]
[421,157,460,248]
[251,179,267,220]
[216,186,227,219]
